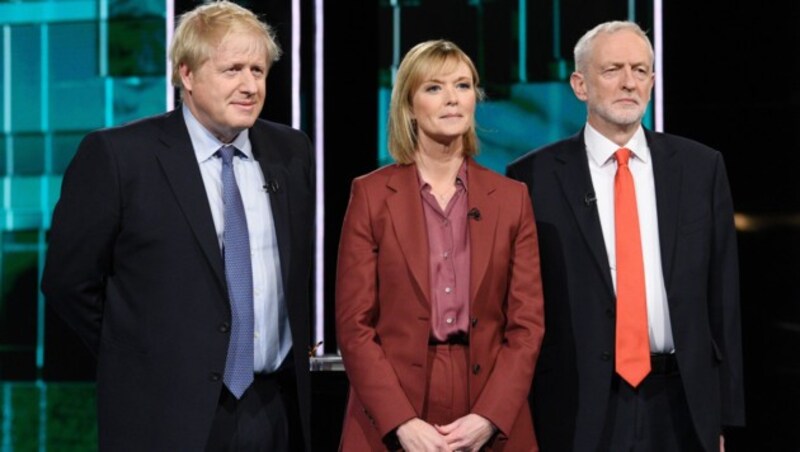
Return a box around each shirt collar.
[416,158,469,191]
[182,104,253,163]
[584,123,650,167]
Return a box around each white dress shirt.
[183,105,292,373]
[584,124,674,353]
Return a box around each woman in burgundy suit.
[336,40,545,451]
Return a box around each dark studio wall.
[661,2,800,450]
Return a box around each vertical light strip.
[518,0,526,82]
[391,0,400,81]
[105,79,114,127]
[38,27,50,408]
[654,0,663,131]
[1,384,11,452]
[628,0,636,21]
[1,23,15,382]
[166,0,175,111]
[99,0,107,76]
[313,0,325,356]
[2,26,10,135]
[376,0,401,164]
[37,381,46,452]
[100,0,113,126]
[381,0,400,163]
[291,0,301,129]
[36,230,48,369]
[552,0,560,60]
[40,25,49,136]
[37,23,50,374]
[4,26,13,231]
[552,0,566,79]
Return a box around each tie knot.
[219,145,237,165]
[615,148,632,167]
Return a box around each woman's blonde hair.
[388,40,483,164]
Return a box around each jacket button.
[471,317,478,327]
[219,322,230,333]
[472,364,481,375]
[209,372,221,382]
[601,352,611,361]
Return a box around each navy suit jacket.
[42,109,314,451]
[506,129,745,452]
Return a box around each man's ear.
[179,63,193,93]
[570,71,588,101]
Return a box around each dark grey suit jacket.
[507,129,745,452]
[42,109,314,451]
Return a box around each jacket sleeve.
[41,132,120,356]
[335,178,418,438]
[709,153,746,426]
[472,183,545,436]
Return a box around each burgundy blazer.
[336,158,544,451]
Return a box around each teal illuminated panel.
[49,78,106,131]
[0,31,5,133]
[10,25,43,133]
[0,136,5,175]
[472,82,585,173]
[52,133,84,174]
[113,76,166,125]
[11,134,44,176]
[377,86,391,166]
[8,176,43,230]
[49,22,99,82]
[0,2,97,26]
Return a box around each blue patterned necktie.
[219,145,254,399]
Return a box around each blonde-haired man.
[43,2,313,450]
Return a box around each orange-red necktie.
[614,148,650,387]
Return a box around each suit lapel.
[467,160,499,305]
[555,132,615,295]
[385,164,431,306]
[251,129,292,290]
[647,131,681,289]
[154,110,226,292]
